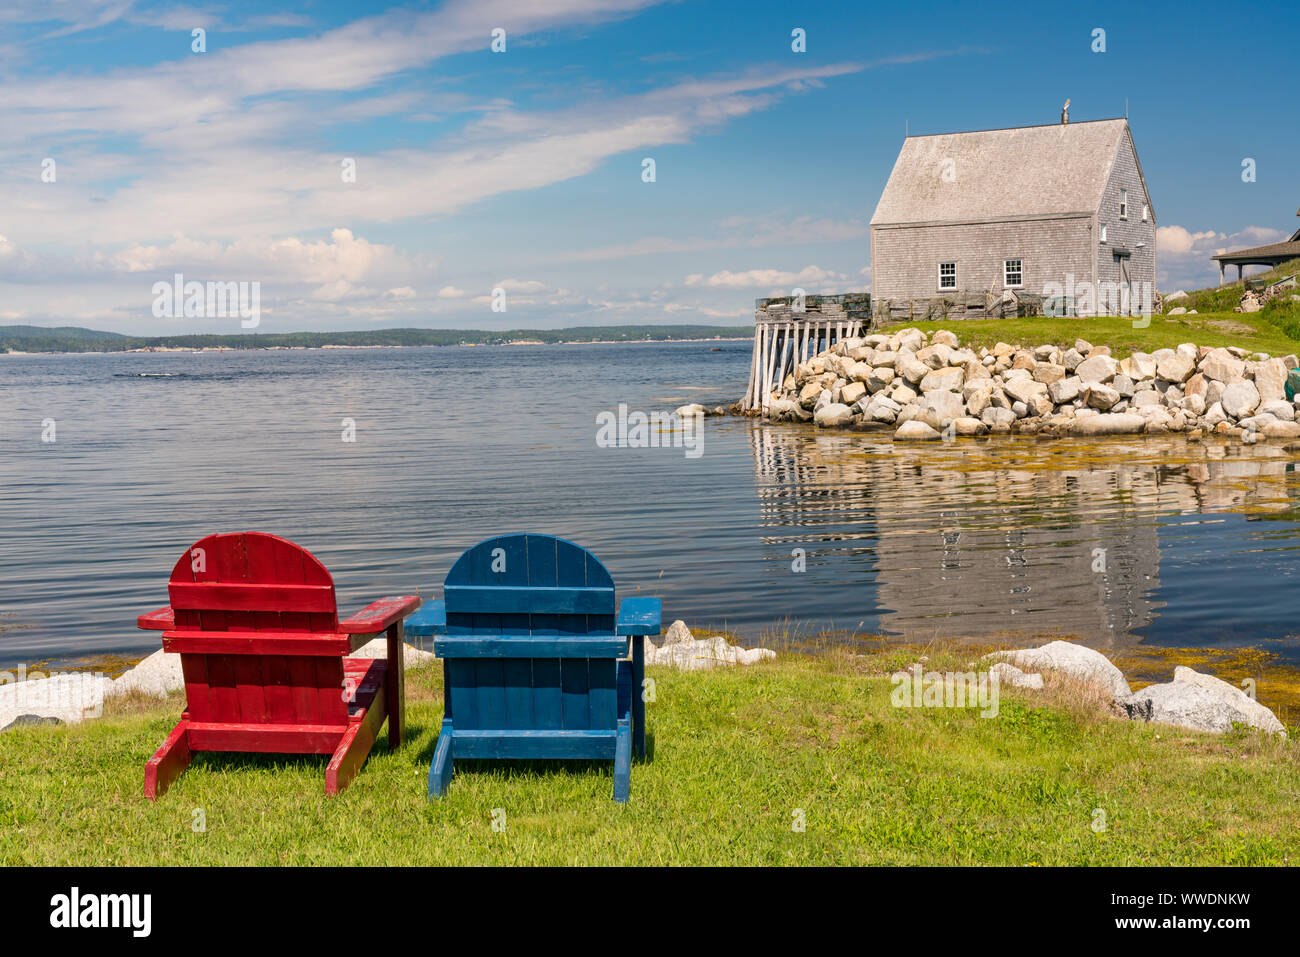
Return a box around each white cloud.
[309,280,374,302]
[1155,225,1219,256]
[1158,224,1286,260]
[493,278,549,293]
[100,228,433,284]
[1155,224,1290,290]
[0,59,875,254]
[685,265,847,288]
[0,2,702,247]
[0,5,980,332]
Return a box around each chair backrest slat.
[442,585,613,616]
[163,532,345,726]
[169,582,337,615]
[444,534,615,637]
[167,531,339,633]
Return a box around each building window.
[1142,204,1149,222]
[1119,188,1128,220]
[938,261,956,289]
[1100,225,1108,243]
[1004,259,1023,288]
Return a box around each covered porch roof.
[1211,212,1300,283]
[1212,239,1300,268]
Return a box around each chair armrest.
[404,599,446,639]
[138,605,175,630]
[339,596,421,634]
[616,597,661,636]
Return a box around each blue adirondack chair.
[406,534,661,802]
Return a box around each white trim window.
[938,261,957,290]
[1142,204,1149,222]
[1100,225,1108,243]
[1003,258,1023,288]
[1119,188,1128,220]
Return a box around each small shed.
[869,117,1156,317]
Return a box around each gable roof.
[870,118,1133,227]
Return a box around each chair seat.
[179,658,386,754]
[433,634,629,658]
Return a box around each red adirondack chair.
[136,532,420,799]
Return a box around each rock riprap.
[760,328,1300,439]
[1,641,439,730]
[644,620,776,670]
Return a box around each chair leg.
[385,620,406,749]
[613,716,631,803]
[632,635,646,760]
[428,718,454,799]
[325,682,387,796]
[145,716,192,801]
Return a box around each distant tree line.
[0,325,750,354]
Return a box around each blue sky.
[1,0,1296,333]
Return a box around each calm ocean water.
[2,340,1299,668]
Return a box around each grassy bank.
[1166,258,1300,315]
[2,646,1296,866]
[905,258,1300,358]
[909,310,1300,358]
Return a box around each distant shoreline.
[1,336,751,356]
[0,324,752,355]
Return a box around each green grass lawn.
[1168,258,1300,315]
[908,311,1300,359]
[904,258,1300,358]
[2,649,1296,866]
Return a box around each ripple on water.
[1,343,1299,667]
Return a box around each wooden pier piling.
[742,294,872,413]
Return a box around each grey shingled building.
[869,117,1155,317]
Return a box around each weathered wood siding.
[870,215,1094,306]
[1095,126,1156,312]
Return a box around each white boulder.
[1123,667,1285,735]
[895,420,942,440]
[1221,380,1260,419]
[645,633,776,670]
[986,640,1131,700]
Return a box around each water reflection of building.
[747,424,1299,646]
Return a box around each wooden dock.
[742,294,871,413]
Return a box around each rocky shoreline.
[760,327,1300,440]
[0,625,773,731]
[4,631,1286,739]
[903,640,1286,736]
